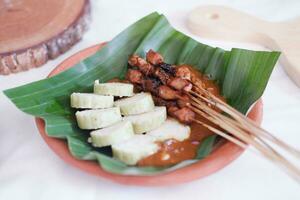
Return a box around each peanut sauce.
[138,65,225,167]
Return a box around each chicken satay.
[157,85,181,100]
[167,106,179,114]
[167,77,191,91]
[146,49,164,65]
[157,85,191,102]
[159,63,176,76]
[176,94,191,108]
[175,64,208,90]
[128,54,147,66]
[128,55,154,76]
[154,68,170,85]
[175,65,192,81]
[133,84,143,93]
[126,69,143,84]
[168,106,195,124]
[140,63,154,76]
[146,49,176,75]
[152,95,177,108]
[141,77,161,95]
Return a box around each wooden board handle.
[188,5,273,43]
[188,5,300,87]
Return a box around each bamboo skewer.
[191,101,300,183]
[193,119,248,149]
[188,84,300,183]
[191,86,300,159]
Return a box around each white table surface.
[1,0,300,199]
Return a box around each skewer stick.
[193,119,247,149]
[190,85,300,159]
[191,104,300,182]
[188,86,300,183]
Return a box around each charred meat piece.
[133,84,143,93]
[152,95,177,108]
[175,64,206,90]
[126,69,143,84]
[167,77,191,91]
[175,65,192,81]
[128,54,147,66]
[154,68,170,85]
[146,49,164,65]
[128,55,154,76]
[141,77,161,94]
[158,85,180,100]
[139,63,154,76]
[168,107,195,124]
[159,63,176,76]
[168,106,180,115]
[177,94,191,108]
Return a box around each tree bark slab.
[0,0,91,75]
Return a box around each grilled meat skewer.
[146,49,164,65]
[126,50,196,124]
[128,55,154,76]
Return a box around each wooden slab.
[0,0,90,75]
[188,5,300,87]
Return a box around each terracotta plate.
[35,43,263,186]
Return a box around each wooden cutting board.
[188,5,300,87]
[0,0,90,75]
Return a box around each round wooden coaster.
[0,0,90,75]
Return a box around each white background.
[1,0,300,199]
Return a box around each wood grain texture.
[188,5,300,87]
[0,0,91,75]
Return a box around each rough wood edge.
[0,0,91,75]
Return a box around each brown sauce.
[138,65,225,167]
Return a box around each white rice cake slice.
[112,135,159,165]
[70,93,114,109]
[114,92,154,115]
[147,118,191,142]
[94,80,134,97]
[76,107,121,129]
[123,106,167,134]
[90,121,134,147]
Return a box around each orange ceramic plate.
[35,43,263,186]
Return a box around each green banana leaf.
[3,12,280,175]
